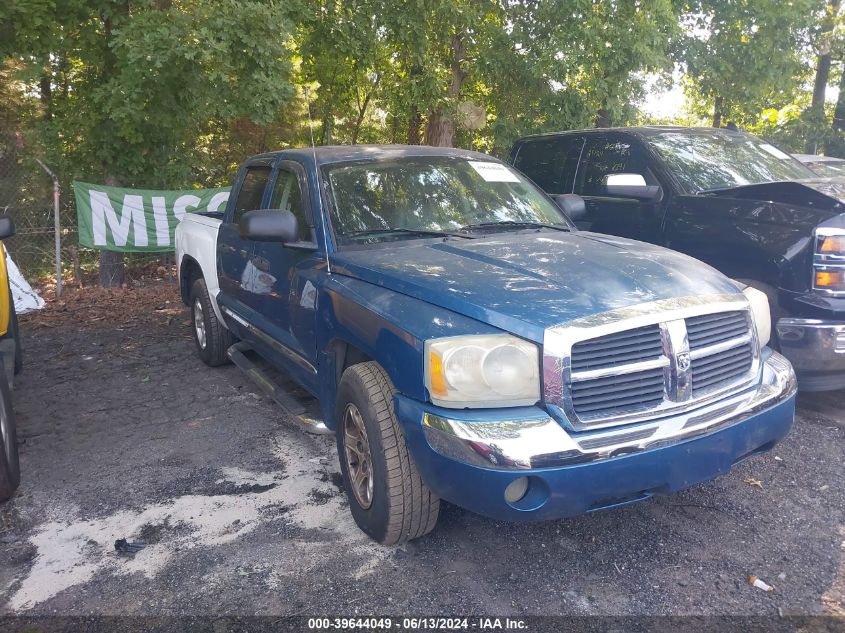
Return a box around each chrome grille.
[691,342,753,395]
[687,311,748,347]
[688,311,753,396]
[571,325,663,370]
[571,367,665,416]
[549,302,760,429]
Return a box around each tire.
[8,297,21,376]
[336,361,439,545]
[0,357,19,502]
[190,278,232,367]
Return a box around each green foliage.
[3,0,845,192]
[3,0,297,188]
[677,0,819,126]
[746,105,835,152]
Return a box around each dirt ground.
[0,282,843,618]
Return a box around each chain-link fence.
[0,133,72,283]
[0,132,171,288]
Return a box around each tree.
[531,0,678,128]
[375,0,509,148]
[298,0,387,145]
[2,0,297,285]
[678,0,816,127]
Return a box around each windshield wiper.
[697,185,742,194]
[345,227,473,239]
[459,221,571,233]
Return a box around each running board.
[227,342,331,435]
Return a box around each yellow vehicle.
[0,216,21,502]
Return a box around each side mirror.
[0,216,15,240]
[550,194,587,221]
[239,209,298,242]
[604,173,662,201]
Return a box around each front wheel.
[336,362,439,545]
[0,357,19,502]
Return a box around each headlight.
[817,234,845,254]
[743,286,771,348]
[813,230,845,294]
[425,334,540,408]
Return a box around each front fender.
[665,196,826,293]
[316,275,500,424]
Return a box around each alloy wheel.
[343,403,374,509]
[193,298,207,349]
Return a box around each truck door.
[217,160,273,320]
[572,134,665,243]
[242,161,322,371]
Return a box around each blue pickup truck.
[175,145,797,544]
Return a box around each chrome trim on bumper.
[776,318,845,372]
[423,351,796,471]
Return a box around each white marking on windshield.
[468,161,521,182]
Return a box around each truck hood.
[702,179,845,217]
[332,231,742,341]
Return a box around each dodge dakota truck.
[510,126,845,391]
[175,145,796,544]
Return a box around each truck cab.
[176,145,796,544]
[510,127,845,391]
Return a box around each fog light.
[836,331,845,353]
[504,477,529,503]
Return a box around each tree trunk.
[811,0,841,110]
[407,110,422,144]
[712,95,724,128]
[351,79,377,145]
[594,108,611,128]
[98,174,125,288]
[321,114,332,145]
[832,67,845,132]
[97,6,127,288]
[390,112,399,144]
[99,251,125,288]
[424,33,466,148]
[424,113,455,147]
[812,57,833,111]
[39,69,52,121]
[809,0,841,152]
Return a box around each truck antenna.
[304,85,331,275]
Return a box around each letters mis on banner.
[74,181,231,253]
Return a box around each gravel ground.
[0,284,843,618]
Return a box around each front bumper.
[395,350,796,521]
[776,318,845,391]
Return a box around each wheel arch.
[320,337,376,431]
[179,255,203,306]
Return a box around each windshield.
[805,160,845,178]
[323,157,568,244]
[647,132,817,193]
